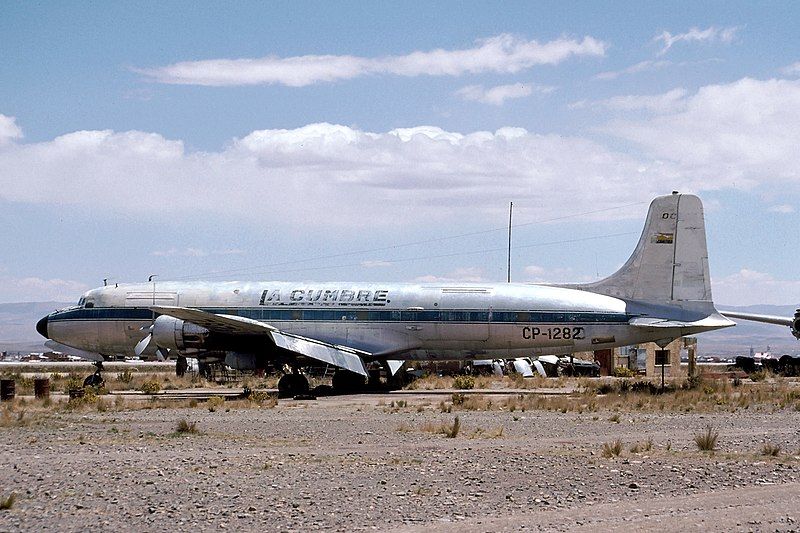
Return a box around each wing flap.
[629,314,734,329]
[270,331,368,376]
[150,305,369,376]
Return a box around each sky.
[0,1,799,306]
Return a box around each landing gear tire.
[83,361,105,388]
[83,372,104,388]
[278,373,309,398]
[332,370,367,394]
[176,356,188,377]
[198,362,212,381]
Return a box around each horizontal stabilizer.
[719,311,793,327]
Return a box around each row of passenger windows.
[54,307,629,324]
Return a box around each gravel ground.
[0,391,798,532]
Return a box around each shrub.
[116,369,134,384]
[247,390,277,407]
[694,425,718,451]
[139,379,161,394]
[602,439,623,458]
[597,382,615,395]
[453,375,475,390]
[63,374,83,394]
[207,396,225,412]
[175,419,198,434]
[613,366,635,378]
[761,441,781,457]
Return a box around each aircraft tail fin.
[576,193,714,309]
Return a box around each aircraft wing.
[150,306,369,376]
[629,314,734,329]
[719,311,793,327]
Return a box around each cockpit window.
[78,297,86,307]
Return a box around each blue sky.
[1,1,798,306]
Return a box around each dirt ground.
[0,387,798,532]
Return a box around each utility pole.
[507,202,513,283]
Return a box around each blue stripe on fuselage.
[48,307,633,324]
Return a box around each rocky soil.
[0,391,798,532]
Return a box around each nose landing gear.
[83,361,105,388]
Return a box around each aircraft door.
[438,289,490,342]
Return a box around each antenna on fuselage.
[148,274,158,305]
[103,278,108,286]
[507,202,513,283]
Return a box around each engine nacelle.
[224,352,261,371]
[792,309,800,340]
[152,315,210,354]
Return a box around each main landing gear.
[176,355,188,377]
[331,370,367,394]
[83,361,105,388]
[277,370,310,398]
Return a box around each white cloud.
[782,61,800,76]
[713,269,800,306]
[360,260,393,268]
[0,275,89,303]
[4,77,800,230]
[522,265,594,284]
[415,267,487,283]
[579,88,688,114]
[455,82,553,105]
[602,78,800,188]
[150,248,246,257]
[768,204,794,214]
[594,60,672,81]
[0,120,671,228]
[0,114,23,145]
[136,34,607,87]
[654,26,738,56]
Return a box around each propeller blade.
[155,348,167,362]
[134,333,152,357]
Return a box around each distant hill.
[703,304,798,356]
[1,301,797,356]
[0,301,70,353]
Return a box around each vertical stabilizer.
[576,193,713,307]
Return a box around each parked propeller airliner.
[719,309,800,340]
[37,193,734,395]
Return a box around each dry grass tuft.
[761,441,781,457]
[445,416,461,438]
[206,396,225,412]
[694,425,718,452]
[0,493,16,510]
[175,419,198,434]
[602,439,623,458]
[421,416,461,438]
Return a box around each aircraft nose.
[36,315,49,338]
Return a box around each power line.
[170,200,647,281]
[190,231,638,279]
